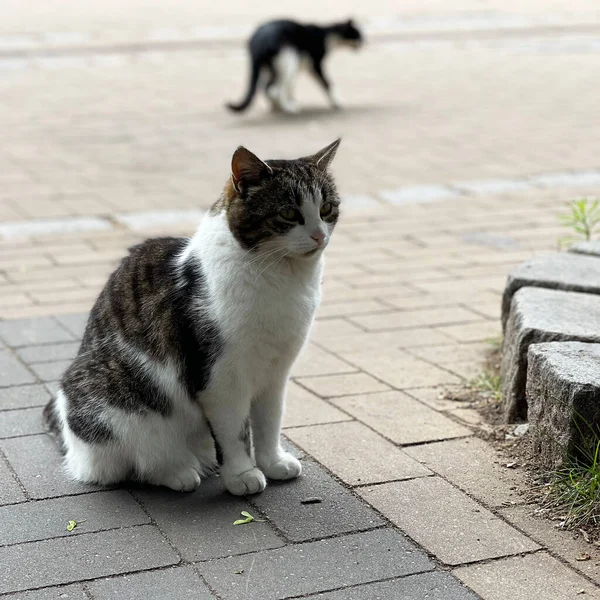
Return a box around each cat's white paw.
[156,466,201,492]
[223,467,267,496]
[260,453,302,481]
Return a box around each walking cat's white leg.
[274,47,300,114]
[252,377,302,480]
[202,389,266,496]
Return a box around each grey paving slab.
[5,584,87,599]
[28,359,70,382]
[0,525,179,594]
[360,478,540,566]
[0,406,44,438]
[17,342,80,364]
[135,477,285,562]
[197,529,433,600]
[0,317,76,347]
[88,566,213,600]
[1,434,103,499]
[0,456,25,505]
[501,252,600,328]
[250,460,384,542]
[0,384,51,410]
[54,313,88,339]
[305,572,479,599]
[0,350,36,387]
[0,490,149,546]
[501,287,600,421]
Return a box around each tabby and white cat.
[43,140,341,496]
[227,19,363,114]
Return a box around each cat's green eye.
[320,202,333,217]
[280,208,300,221]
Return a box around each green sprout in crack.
[470,370,502,401]
[558,197,600,249]
[233,511,266,526]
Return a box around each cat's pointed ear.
[231,146,272,193]
[307,139,341,172]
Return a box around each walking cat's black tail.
[227,59,261,112]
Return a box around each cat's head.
[218,140,341,258]
[332,19,363,49]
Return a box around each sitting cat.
[43,140,341,496]
[227,19,363,114]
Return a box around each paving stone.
[405,437,527,508]
[283,382,352,428]
[0,456,25,505]
[501,253,600,328]
[88,566,213,600]
[350,307,480,331]
[380,184,459,205]
[250,460,384,542]
[53,313,88,338]
[286,421,431,486]
[341,350,463,388]
[500,504,600,582]
[0,406,44,438]
[297,372,390,398]
[570,240,600,257]
[0,317,76,347]
[28,359,71,382]
[16,342,80,364]
[135,477,284,561]
[454,553,600,600]
[304,572,479,599]
[291,344,357,378]
[0,525,178,594]
[5,584,87,599]
[197,529,433,600]
[456,178,532,195]
[0,350,36,387]
[330,391,471,445]
[1,434,104,499]
[0,490,149,546]
[501,288,600,421]
[527,342,600,468]
[359,478,539,565]
[437,320,501,343]
[0,216,111,240]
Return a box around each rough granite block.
[197,529,433,600]
[527,342,600,468]
[501,287,600,422]
[501,253,600,329]
[250,459,384,542]
[570,240,600,257]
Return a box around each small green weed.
[541,415,600,531]
[470,370,501,401]
[558,197,600,248]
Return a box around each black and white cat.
[43,140,341,496]
[227,19,363,114]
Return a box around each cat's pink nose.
[311,231,326,246]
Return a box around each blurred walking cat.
[227,19,363,114]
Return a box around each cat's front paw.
[259,453,302,481]
[156,466,202,492]
[222,467,267,496]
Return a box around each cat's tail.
[43,396,66,454]
[226,59,261,113]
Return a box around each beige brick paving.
[360,478,540,565]
[286,421,432,486]
[455,553,600,599]
[2,4,600,596]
